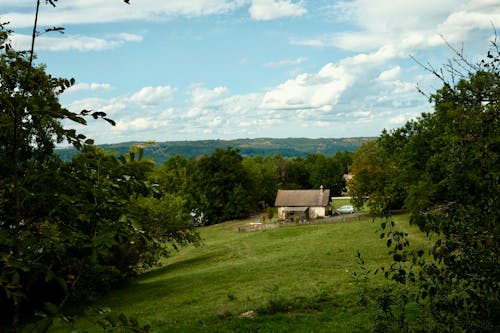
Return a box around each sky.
[2,0,500,144]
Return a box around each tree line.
[152,149,352,225]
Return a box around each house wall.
[278,206,327,220]
[277,207,286,220]
[309,206,327,219]
[278,207,308,220]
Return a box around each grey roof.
[274,189,330,207]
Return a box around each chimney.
[320,185,324,194]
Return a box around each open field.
[51,214,432,332]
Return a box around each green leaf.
[11,272,20,286]
[104,117,116,126]
[43,302,59,315]
[119,313,128,325]
[45,269,56,282]
[393,253,402,262]
[105,314,118,326]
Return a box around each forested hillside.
[56,137,373,164]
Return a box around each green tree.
[0,23,110,327]
[403,58,500,332]
[192,148,253,224]
[0,4,199,328]
[352,42,500,332]
[348,139,404,213]
[242,156,279,207]
[305,153,345,195]
[280,157,310,189]
[153,155,194,195]
[333,150,353,175]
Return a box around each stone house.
[274,186,331,221]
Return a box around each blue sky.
[2,0,499,144]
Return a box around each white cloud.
[66,82,113,93]
[436,8,500,43]
[3,1,246,28]
[265,56,307,67]
[117,117,150,131]
[260,42,411,113]
[377,66,401,81]
[3,0,304,29]
[190,85,229,106]
[249,0,306,21]
[290,38,326,47]
[129,86,175,105]
[117,33,143,42]
[388,114,406,125]
[261,62,355,111]
[63,71,428,143]
[334,0,462,32]
[208,117,222,127]
[291,33,390,51]
[276,0,499,139]
[353,110,371,118]
[299,0,500,55]
[64,83,271,142]
[11,32,142,52]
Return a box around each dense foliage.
[350,44,500,332]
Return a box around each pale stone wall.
[277,207,286,220]
[309,206,326,219]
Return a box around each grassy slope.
[54,215,432,332]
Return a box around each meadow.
[51,213,432,332]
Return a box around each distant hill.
[55,137,374,165]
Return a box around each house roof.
[274,189,330,207]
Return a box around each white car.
[337,205,354,214]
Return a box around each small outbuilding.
[274,186,331,221]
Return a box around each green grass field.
[51,214,432,332]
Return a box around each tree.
[352,41,500,332]
[242,156,279,207]
[0,23,110,327]
[191,148,253,224]
[402,52,500,332]
[154,155,193,194]
[0,2,200,329]
[305,153,345,195]
[348,139,405,213]
[280,157,310,189]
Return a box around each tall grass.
[51,214,431,332]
